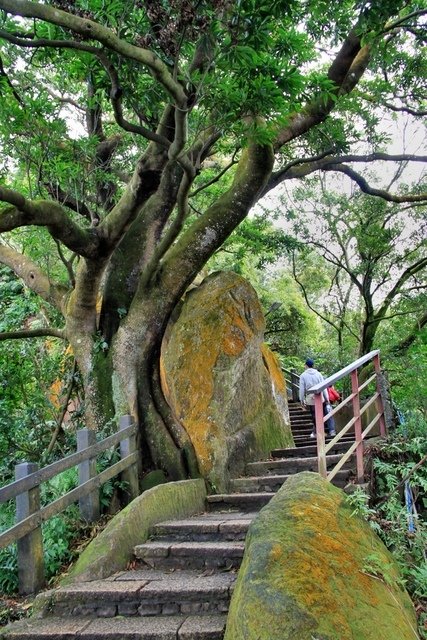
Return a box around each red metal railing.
[308,350,387,483]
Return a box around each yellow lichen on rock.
[261,345,286,394]
[160,272,293,490]
[225,472,418,640]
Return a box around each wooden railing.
[282,367,300,402]
[0,415,139,594]
[308,350,387,484]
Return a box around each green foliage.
[282,174,427,364]
[345,414,427,636]
[346,487,382,534]
[0,0,425,616]
[367,415,426,635]
[0,545,18,595]
[362,553,400,588]
[373,414,427,506]
[42,508,81,579]
[0,290,75,482]
[0,467,80,593]
[211,215,299,271]
[378,312,427,417]
[0,437,124,595]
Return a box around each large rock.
[225,472,418,640]
[61,479,206,584]
[161,271,293,491]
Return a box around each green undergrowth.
[0,433,126,624]
[0,510,113,628]
[347,412,427,639]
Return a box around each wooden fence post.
[77,429,100,522]
[291,370,299,402]
[15,462,45,595]
[119,415,140,503]
[351,369,364,483]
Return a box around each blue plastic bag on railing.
[394,406,416,534]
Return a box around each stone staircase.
[1,403,356,640]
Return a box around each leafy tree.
[0,266,79,482]
[0,0,426,480]
[286,174,426,359]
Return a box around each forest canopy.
[0,0,426,478]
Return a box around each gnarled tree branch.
[264,151,427,195]
[0,0,187,106]
[0,242,68,311]
[325,164,427,203]
[0,327,65,341]
[274,32,369,150]
[0,187,102,257]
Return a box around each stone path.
[1,402,355,639]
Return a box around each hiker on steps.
[299,358,336,438]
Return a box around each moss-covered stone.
[61,479,206,585]
[161,271,294,491]
[140,469,168,492]
[225,472,418,640]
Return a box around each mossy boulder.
[225,472,418,640]
[61,479,206,585]
[161,271,293,491]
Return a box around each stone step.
[0,613,227,639]
[292,432,354,441]
[246,453,348,476]
[291,436,355,449]
[272,440,354,458]
[290,427,314,435]
[289,411,312,418]
[206,492,273,512]
[290,420,313,426]
[230,469,350,492]
[229,475,290,493]
[33,570,236,620]
[150,512,255,542]
[134,540,245,570]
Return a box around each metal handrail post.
[351,369,364,483]
[315,393,327,478]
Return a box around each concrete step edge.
[134,540,245,558]
[0,614,228,639]
[247,453,348,467]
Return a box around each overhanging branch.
[325,164,427,203]
[274,30,369,150]
[0,0,187,106]
[391,310,427,355]
[264,151,427,196]
[0,242,68,310]
[0,328,65,341]
[0,187,101,257]
[0,28,173,147]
